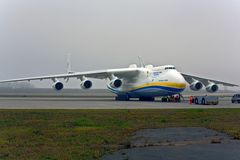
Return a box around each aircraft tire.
[162,97,168,102]
[201,98,205,105]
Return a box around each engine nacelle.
[80,79,92,89]
[110,78,122,88]
[190,80,203,91]
[52,81,64,91]
[206,83,219,93]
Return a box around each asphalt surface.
[0,97,239,109]
[102,127,240,160]
[0,89,239,109]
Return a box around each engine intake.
[81,79,92,89]
[190,80,203,91]
[52,81,64,91]
[206,83,219,93]
[110,78,122,88]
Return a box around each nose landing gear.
[161,94,183,102]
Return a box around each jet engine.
[110,78,122,88]
[52,81,64,91]
[190,80,203,91]
[80,79,92,89]
[206,83,219,93]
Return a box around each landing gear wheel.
[201,98,205,105]
[162,97,168,102]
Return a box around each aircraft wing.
[181,73,238,87]
[0,68,140,83]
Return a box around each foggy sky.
[0,0,240,88]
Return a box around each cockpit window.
[165,67,176,70]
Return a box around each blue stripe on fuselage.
[130,86,184,93]
[107,85,185,97]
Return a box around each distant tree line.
[0,82,35,89]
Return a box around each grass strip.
[0,109,240,160]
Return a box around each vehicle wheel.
[238,100,240,103]
[201,98,205,105]
[232,100,235,103]
[195,98,199,104]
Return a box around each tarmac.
[0,97,240,109]
[102,127,240,160]
[1,89,240,160]
[0,89,239,109]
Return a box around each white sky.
[0,0,239,88]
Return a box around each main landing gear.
[139,97,155,101]
[115,95,155,101]
[115,95,129,101]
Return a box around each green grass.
[1,109,240,159]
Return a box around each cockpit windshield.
[165,67,176,70]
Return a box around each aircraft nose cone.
[176,73,187,91]
[168,70,187,88]
[178,73,187,84]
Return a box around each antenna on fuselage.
[138,56,145,68]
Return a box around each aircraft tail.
[138,56,145,68]
[67,54,74,74]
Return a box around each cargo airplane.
[0,59,238,101]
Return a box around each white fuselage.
[107,65,187,98]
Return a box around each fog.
[0,0,239,88]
